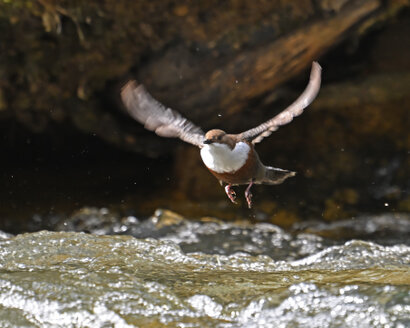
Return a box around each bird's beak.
[203,139,212,145]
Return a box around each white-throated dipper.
[121,62,321,208]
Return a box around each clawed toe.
[224,184,237,204]
[224,183,255,207]
[229,192,237,204]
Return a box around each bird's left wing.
[121,81,205,148]
[237,62,322,144]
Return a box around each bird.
[121,62,322,208]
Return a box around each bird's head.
[204,129,236,149]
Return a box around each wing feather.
[121,81,205,147]
[238,62,322,144]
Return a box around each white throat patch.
[200,142,250,173]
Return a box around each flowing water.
[0,209,408,327]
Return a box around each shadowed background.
[0,0,409,232]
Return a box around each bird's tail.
[261,166,296,185]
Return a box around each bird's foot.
[245,182,254,209]
[224,184,237,204]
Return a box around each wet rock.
[0,230,13,240]
[43,207,410,257]
[296,212,410,245]
[55,207,128,235]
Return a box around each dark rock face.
[0,0,395,148]
[0,1,409,224]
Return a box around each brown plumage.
[121,62,322,207]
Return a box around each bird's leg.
[245,181,254,209]
[224,184,237,204]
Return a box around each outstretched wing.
[121,81,205,148]
[237,62,322,144]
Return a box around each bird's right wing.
[121,81,205,148]
[237,62,322,144]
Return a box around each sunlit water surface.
[0,209,408,327]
